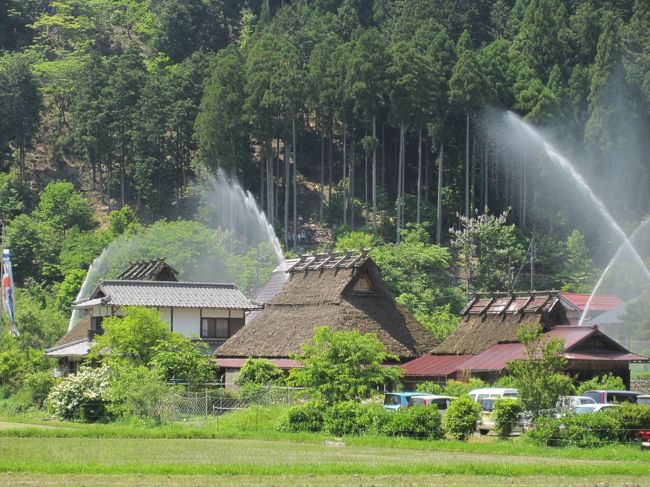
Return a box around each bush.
[415,381,444,394]
[444,396,481,440]
[23,370,55,408]
[492,398,523,439]
[444,378,486,397]
[324,401,375,436]
[0,389,33,414]
[380,406,444,439]
[576,374,626,395]
[610,403,650,442]
[527,413,620,447]
[47,366,110,422]
[105,365,172,423]
[278,401,325,432]
[235,358,285,386]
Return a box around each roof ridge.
[101,280,237,289]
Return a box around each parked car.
[382,392,424,411]
[407,395,455,413]
[468,388,519,435]
[637,395,650,406]
[569,403,619,414]
[557,395,596,409]
[582,390,642,404]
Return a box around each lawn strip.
[0,461,647,477]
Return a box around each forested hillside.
[0,1,649,328]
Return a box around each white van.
[468,388,518,435]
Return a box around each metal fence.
[155,384,307,422]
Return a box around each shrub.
[415,381,444,394]
[278,401,325,432]
[324,401,374,436]
[492,398,523,439]
[576,374,626,395]
[609,403,650,443]
[444,378,486,397]
[23,370,55,408]
[492,375,518,388]
[105,365,172,423]
[444,395,481,440]
[47,366,110,422]
[527,413,620,447]
[380,406,444,439]
[236,358,285,386]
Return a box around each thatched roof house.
[216,251,437,364]
[402,292,648,389]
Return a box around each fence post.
[205,387,208,417]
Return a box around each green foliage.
[492,375,519,388]
[576,373,627,395]
[53,269,86,315]
[491,398,523,439]
[609,403,650,443]
[450,210,525,293]
[415,381,444,394]
[47,366,111,422]
[23,369,55,409]
[150,333,215,384]
[398,303,460,342]
[91,307,171,367]
[559,230,595,292]
[235,358,285,386]
[0,333,24,389]
[323,400,375,436]
[278,401,325,432]
[34,181,97,233]
[443,378,486,398]
[289,327,403,405]
[380,405,444,439]
[443,395,481,441]
[108,205,140,236]
[334,230,382,251]
[105,365,171,423]
[59,229,112,276]
[527,412,620,448]
[507,322,575,418]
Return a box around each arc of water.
[578,218,650,326]
[505,112,650,283]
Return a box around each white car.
[468,388,519,435]
[407,395,455,413]
[569,403,619,414]
[557,396,596,409]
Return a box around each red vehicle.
[641,430,650,450]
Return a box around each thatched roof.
[117,259,178,281]
[217,255,437,360]
[434,293,569,355]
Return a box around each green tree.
[576,373,626,394]
[90,307,171,367]
[58,229,112,276]
[108,205,140,236]
[289,327,403,404]
[195,44,248,175]
[0,53,41,179]
[506,322,575,419]
[150,333,215,383]
[443,395,481,441]
[450,210,525,294]
[53,269,87,315]
[34,181,97,234]
[558,229,595,292]
[235,357,285,386]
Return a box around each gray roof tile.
[81,280,257,309]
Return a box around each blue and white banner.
[2,249,18,337]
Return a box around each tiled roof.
[559,293,624,312]
[77,280,258,309]
[45,338,92,358]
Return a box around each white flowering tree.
[47,365,110,421]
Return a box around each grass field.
[0,409,649,486]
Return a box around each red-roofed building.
[558,292,624,325]
[402,292,648,390]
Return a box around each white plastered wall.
[173,308,201,338]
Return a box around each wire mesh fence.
[155,384,307,422]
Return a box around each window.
[201,318,229,339]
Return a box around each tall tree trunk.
[400,124,405,235]
[19,145,25,181]
[372,115,377,230]
[260,157,265,213]
[396,123,404,243]
[483,136,488,211]
[266,143,273,225]
[320,121,325,222]
[465,111,470,218]
[327,124,332,206]
[342,122,347,226]
[364,129,368,225]
[107,160,112,212]
[381,123,385,191]
[350,127,355,230]
[416,127,422,225]
[436,142,444,244]
[284,139,290,249]
[292,118,297,250]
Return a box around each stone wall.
[631,379,650,393]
